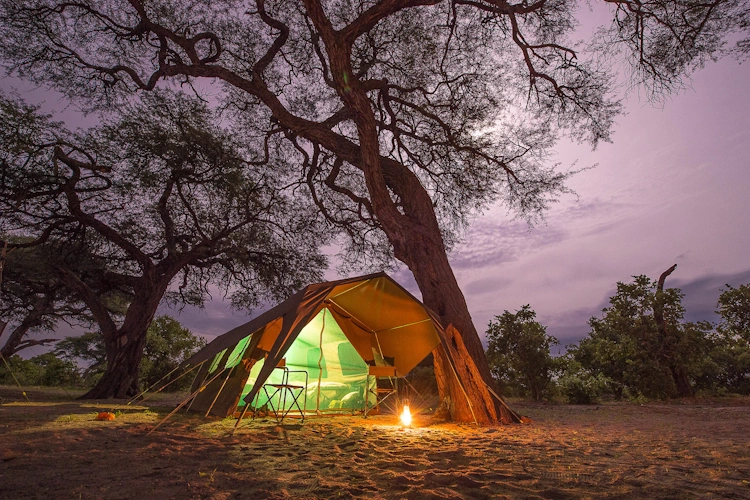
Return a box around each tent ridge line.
[374,318,432,333]
[327,277,372,300]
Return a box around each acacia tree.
[0,91,327,398]
[0,0,746,419]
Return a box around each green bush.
[557,361,612,404]
[0,353,82,387]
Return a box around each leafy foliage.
[567,276,710,399]
[139,316,206,392]
[556,359,613,404]
[485,305,559,400]
[0,352,82,387]
[713,284,750,393]
[55,316,206,392]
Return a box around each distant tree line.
[0,316,204,393]
[486,270,750,403]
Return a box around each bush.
[0,353,82,387]
[557,361,612,404]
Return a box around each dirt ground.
[1,386,749,499]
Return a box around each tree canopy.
[0,90,328,397]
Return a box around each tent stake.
[232,404,251,435]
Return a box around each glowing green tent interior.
[184,273,445,418]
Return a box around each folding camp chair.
[258,359,309,423]
[363,365,399,417]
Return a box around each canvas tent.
[183,272,446,419]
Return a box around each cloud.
[464,276,514,296]
[671,268,750,324]
[450,220,567,270]
[539,305,606,347]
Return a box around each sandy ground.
[1,387,749,499]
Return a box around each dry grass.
[1,386,749,499]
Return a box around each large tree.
[0,0,746,419]
[0,91,327,398]
[570,270,714,399]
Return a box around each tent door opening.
[240,308,377,416]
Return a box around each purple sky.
[2,21,749,352]
[163,57,750,349]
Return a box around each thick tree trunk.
[79,281,167,399]
[397,235,521,424]
[81,330,147,399]
[654,264,694,398]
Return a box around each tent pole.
[315,310,326,415]
[204,365,235,417]
[483,381,524,423]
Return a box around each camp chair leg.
[364,366,399,418]
[262,383,306,424]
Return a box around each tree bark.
[654,264,694,398]
[81,328,148,399]
[397,233,521,424]
[78,278,169,399]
